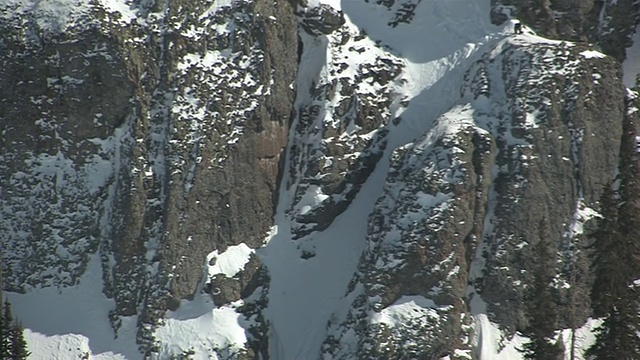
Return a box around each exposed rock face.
[0,27,130,290]
[0,0,296,355]
[285,23,403,239]
[491,0,598,41]
[491,0,640,60]
[322,115,485,359]
[467,40,625,333]
[320,37,626,357]
[299,4,345,36]
[158,0,298,306]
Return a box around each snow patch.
[370,295,451,326]
[571,202,599,235]
[579,50,607,59]
[295,185,329,216]
[154,245,258,358]
[6,256,140,359]
[206,243,254,278]
[470,292,600,359]
[154,295,250,359]
[99,0,138,24]
[199,0,241,20]
[474,313,528,360]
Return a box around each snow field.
[6,256,140,359]
[154,296,250,360]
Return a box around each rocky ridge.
[491,0,640,60]
[318,35,626,359]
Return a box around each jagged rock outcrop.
[299,4,345,36]
[322,111,485,359]
[285,21,404,239]
[491,0,640,60]
[321,35,626,358]
[0,19,132,291]
[468,39,625,333]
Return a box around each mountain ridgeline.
[0,0,639,358]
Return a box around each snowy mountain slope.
[1,0,638,359]
[2,0,297,357]
[263,1,504,358]
[6,256,139,359]
[318,29,623,360]
[266,1,627,359]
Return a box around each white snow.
[623,26,640,88]
[470,293,600,360]
[99,0,138,24]
[199,0,239,20]
[5,255,140,360]
[4,0,612,358]
[206,243,254,278]
[152,247,260,359]
[260,174,383,359]
[474,313,528,360]
[571,201,600,235]
[154,295,249,359]
[294,185,330,215]
[579,50,607,59]
[342,0,509,147]
[370,295,451,326]
[0,0,93,33]
[525,109,543,129]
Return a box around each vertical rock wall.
[491,0,640,61]
[0,0,297,354]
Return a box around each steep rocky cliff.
[1,0,639,358]
[319,30,626,360]
[1,0,297,356]
[491,0,640,60]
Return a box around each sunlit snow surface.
[370,295,452,326]
[580,49,607,59]
[5,0,608,358]
[6,256,139,359]
[154,296,250,360]
[206,243,255,278]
